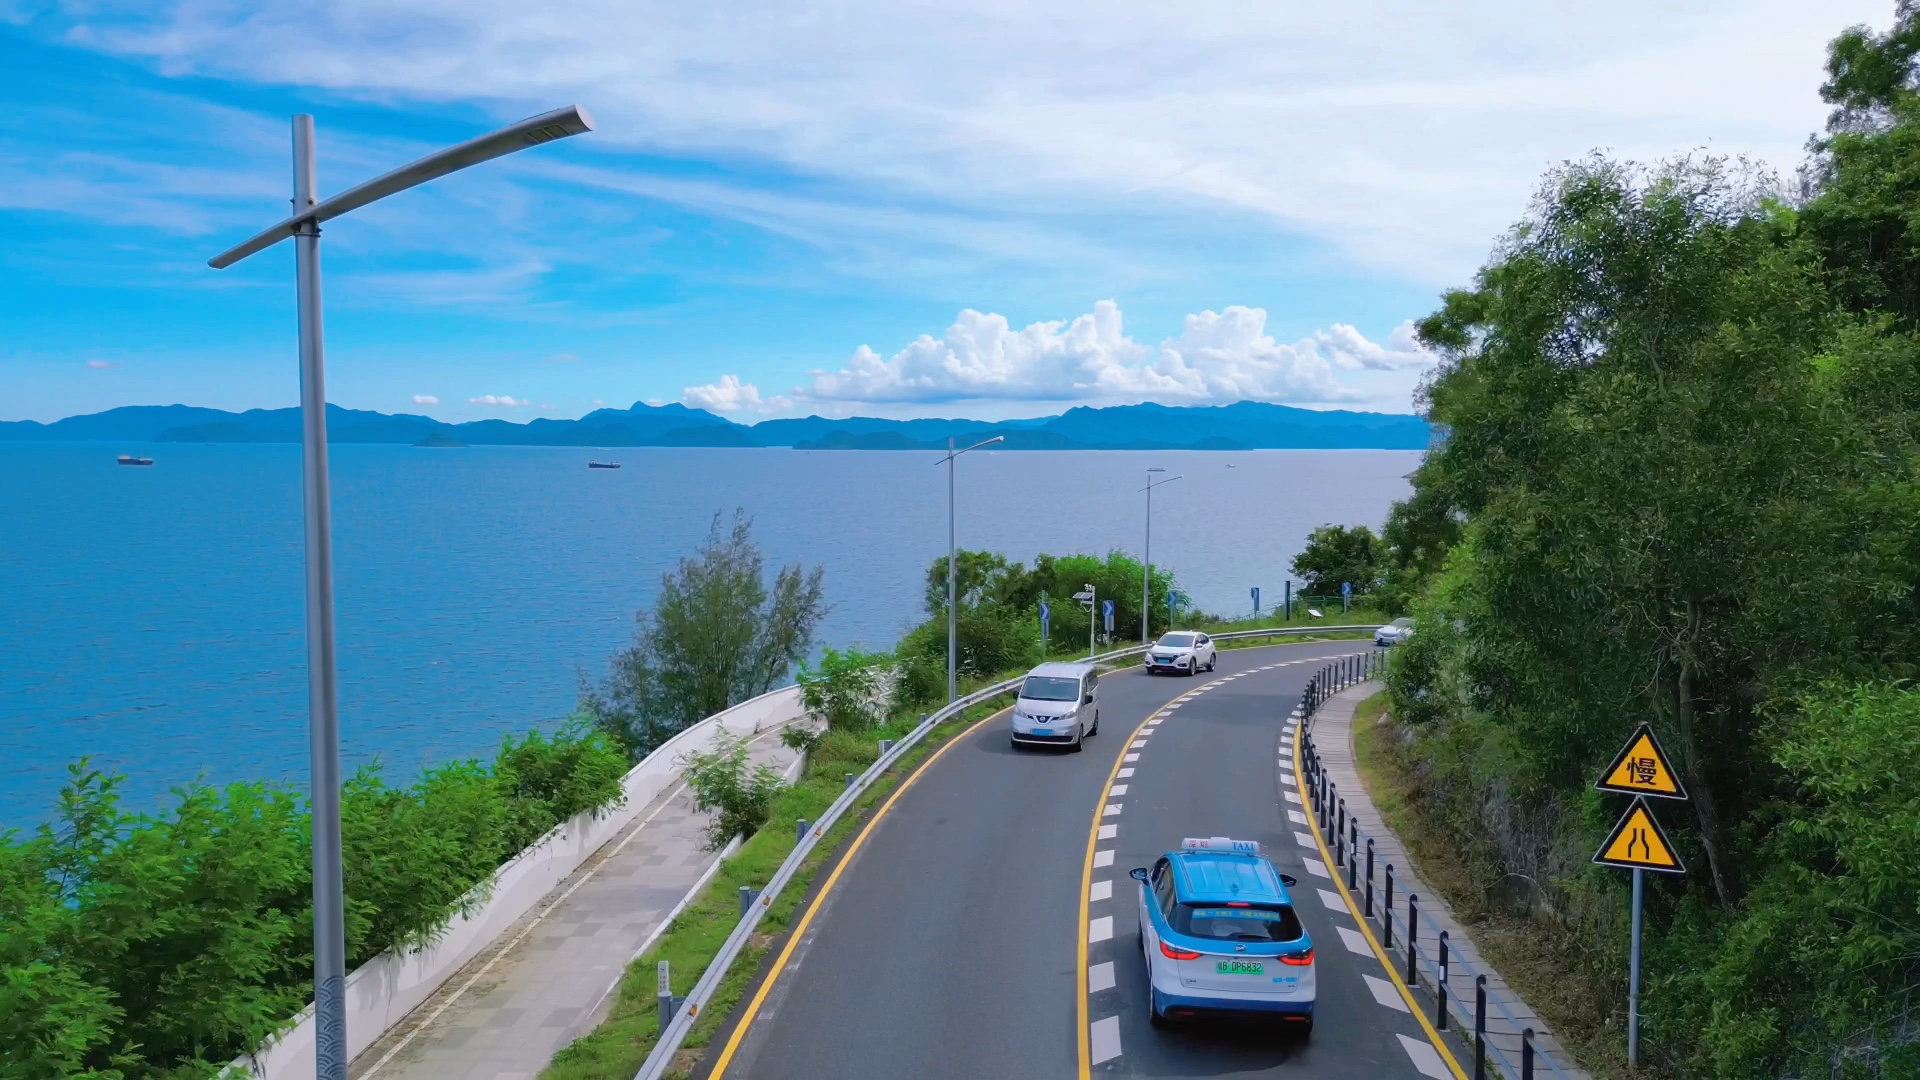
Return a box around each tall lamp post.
[939,435,1004,702]
[207,106,593,1080]
[1141,468,1183,644]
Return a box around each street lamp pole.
[1141,469,1183,644]
[941,434,1004,703]
[209,105,593,1080]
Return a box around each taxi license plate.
[1216,959,1264,975]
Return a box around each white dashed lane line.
[1305,857,1330,878]
[1089,916,1113,944]
[1104,803,1124,816]
[1118,768,1134,778]
[1099,824,1118,840]
[1398,1035,1452,1080]
[1288,810,1308,825]
[1124,753,1140,763]
[1284,791,1302,804]
[1336,926,1373,956]
[1110,784,1128,795]
[1090,1016,1122,1064]
[1364,974,1412,1013]
[1293,831,1317,849]
[1094,850,1114,868]
[1089,961,1115,993]
[1317,888,1346,912]
[1090,880,1112,902]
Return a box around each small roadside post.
[1341,580,1351,613]
[1073,584,1096,657]
[1592,723,1690,1068]
[1251,585,1260,616]
[1285,578,1292,620]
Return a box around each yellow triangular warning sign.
[1595,724,1687,800]
[1592,798,1686,873]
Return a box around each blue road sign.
[1341,581,1352,598]
[1101,598,1114,632]
[1251,586,1261,613]
[1040,601,1051,636]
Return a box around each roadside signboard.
[1251,586,1260,614]
[1039,601,1050,641]
[1102,599,1114,633]
[1594,724,1687,800]
[1593,797,1686,873]
[1593,725,1691,1068]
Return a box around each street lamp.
[938,435,1004,702]
[207,105,593,1080]
[1141,468,1183,644]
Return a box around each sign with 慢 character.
[1594,724,1688,800]
[1592,797,1686,873]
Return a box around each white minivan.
[1009,661,1101,751]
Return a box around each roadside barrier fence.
[1298,653,1570,1080]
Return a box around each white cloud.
[411,394,439,405]
[681,374,791,415]
[468,394,531,407]
[53,0,1887,284]
[87,359,115,369]
[797,301,1433,409]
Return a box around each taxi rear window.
[1171,903,1305,943]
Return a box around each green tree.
[582,511,828,759]
[1289,524,1384,597]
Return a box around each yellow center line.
[1292,705,1469,1079]
[708,705,1011,1077]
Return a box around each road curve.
[703,641,1450,1080]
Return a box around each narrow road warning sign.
[1593,798,1686,874]
[1595,724,1688,800]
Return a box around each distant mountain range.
[0,400,1434,451]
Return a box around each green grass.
[1348,691,1635,1080]
[539,695,1014,1080]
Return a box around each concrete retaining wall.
[231,684,810,1079]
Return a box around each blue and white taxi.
[1129,837,1315,1033]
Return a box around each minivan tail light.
[1160,941,1202,960]
[1280,948,1314,966]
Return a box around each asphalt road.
[707,641,1455,1080]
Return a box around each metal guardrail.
[631,624,1377,1080]
[1297,654,1571,1080]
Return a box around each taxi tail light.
[1280,948,1315,966]
[1159,941,1203,961]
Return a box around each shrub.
[678,733,788,851]
[798,647,891,732]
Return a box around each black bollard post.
[1347,826,1359,890]
[1522,1028,1535,1080]
[1383,865,1395,948]
[1335,800,1346,866]
[1406,894,1419,982]
[1437,931,1450,1029]
[1364,838,1375,916]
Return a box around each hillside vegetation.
[1374,10,1920,1077]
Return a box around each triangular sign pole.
[1594,723,1688,800]
[1592,797,1687,874]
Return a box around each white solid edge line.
[1090,1015,1123,1064]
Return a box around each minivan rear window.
[1020,676,1080,702]
[1171,903,1305,943]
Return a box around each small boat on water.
[117,455,154,466]
[588,461,621,469]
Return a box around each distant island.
[0,400,1434,451]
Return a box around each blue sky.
[0,0,1886,424]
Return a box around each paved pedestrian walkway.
[1311,681,1590,1079]
[349,728,803,1080]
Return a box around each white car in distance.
[1374,617,1414,646]
[1144,631,1216,676]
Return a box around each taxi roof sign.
[1595,724,1687,800]
[1182,836,1260,856]
[1592,797,1686,874]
